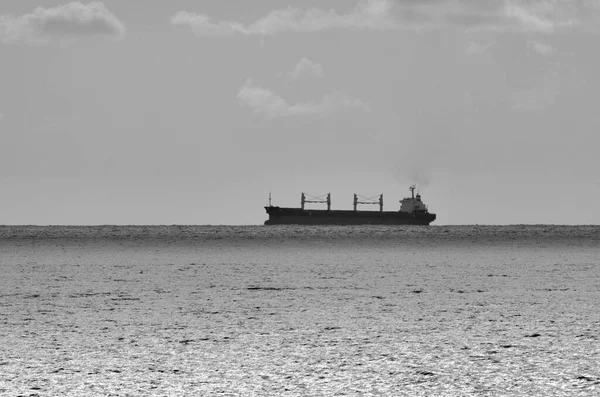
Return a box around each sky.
[1,0,599,225]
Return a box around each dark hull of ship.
[264,207,436,225]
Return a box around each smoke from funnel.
[391,164,432,194]
[409,168,431,192]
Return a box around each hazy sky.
[1,0,599,225]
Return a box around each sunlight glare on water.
[1,225,599,396]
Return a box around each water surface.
[1,225,599,395]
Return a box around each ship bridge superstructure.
[399,185,430,214]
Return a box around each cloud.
[171,0,398,36]
[465,41,488,54]
[409,0,594,30]
[236,79,370,119]
[172,0,599,37]
[396,0,588,32]
[0,2,126,44]
[504,3,556,33]
[529,40,556,55]
[287,57,325,80]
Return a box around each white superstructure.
[399,185,429,213]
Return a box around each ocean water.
[1,225,599,396]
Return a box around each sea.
[1,225,599,396]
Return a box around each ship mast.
[301,193,331,211]
[410,185,416,199]
[354,194,384,212]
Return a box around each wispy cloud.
[237,79,370,120]
[398,0,591,32]
[465,41,488,54]
[529,40,556,56]
[171,0,398,36]
[0,1,126,44]
[287,57,325,80]
[504,2,556,33]
[172,0,599,37]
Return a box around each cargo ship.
[264,185,436,225]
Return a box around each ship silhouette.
[264,185,436,225]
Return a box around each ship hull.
[264,207,436,225]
